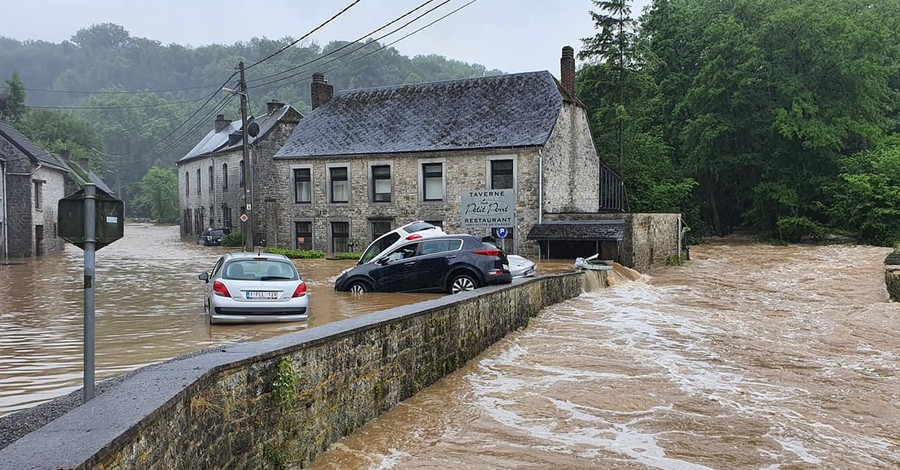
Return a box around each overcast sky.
[1,0,652,75]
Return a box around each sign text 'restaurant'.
[460,189,515,228]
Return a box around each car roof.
[221,252,291,261]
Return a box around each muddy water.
[309,240,900,469]
[0,224,442,417]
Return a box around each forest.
[2,0,900,246]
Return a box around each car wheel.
[348,280,371,294]
[449,273,478,294]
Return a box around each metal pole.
[239,61,253,252]
[83,184,96,402]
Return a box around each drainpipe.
[2,161,7,260]
[538,149,543,225]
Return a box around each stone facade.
[271,97,600,259]
[0,273,586,469]
[0,128,68,258]
[176,105,301,242]
[886,266,900,301]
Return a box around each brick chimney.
[215,114,230,132]
[266,100,285,115]
[311,73,334,110]
[560,46,576,96]
[59,149,70,162]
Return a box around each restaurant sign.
[460,189,515,228]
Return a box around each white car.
[199,252,309,324]
[356,221,445,265]
[507,254,536,278]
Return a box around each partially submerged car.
[507,254,536,278]
[198,227,228,246]
[199,252,309,324]
[335,234,512,294]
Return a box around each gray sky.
[1,0,651,75]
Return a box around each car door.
[415,239,463,291]
[370,242,422,292]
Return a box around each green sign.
[58,188,125,250]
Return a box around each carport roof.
[527,220,624,241]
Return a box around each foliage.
[0,71,26,123]
[333,252,361,260]
[134,167,178,222]
[264,247,325,259]
[220,231,245,247]
[17,108,104,171]
[774,217,826,243]
[271,357,297,407]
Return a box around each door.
[34,225,43,256]
[370,242,421,292]
[415,239,463,291]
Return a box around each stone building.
[175,101,302,243]
[271,47,636,262]
[0,121,69,259]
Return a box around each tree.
[0,71,27,123]
[17,109,104,169]
[135,166,178,222]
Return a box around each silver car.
[199,252,309,324]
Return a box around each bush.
[775,217,826,243]
[220,231,244,247]
[333,252,361,260]
[265,247,325,259]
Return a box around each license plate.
[246,291,278,299]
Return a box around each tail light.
[473,249,502,257]
[212,281,231,297]
[292,281,308,298]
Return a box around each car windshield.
[359,233,400,264]
[223,260,298,280]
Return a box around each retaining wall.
[886,266,900,301]
[0,273,584,469]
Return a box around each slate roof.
[275,71,565,158]
[178,105,302,164]
[527,220,625,241]
[0,121,69,171]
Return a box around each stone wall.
[0,273,585,469]
[886,266,900,301]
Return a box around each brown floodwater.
[307,239,900,469]
[0,223,450,417]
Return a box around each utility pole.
[238,61,253,252]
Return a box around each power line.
[24,83,220,95]
[245,0,365,71]
[26,96,212,110]
[246,0,439,86]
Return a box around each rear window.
[224,260,298,280]
[405,222,437,233]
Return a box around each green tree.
[18,109,103,170]
[135,166,178,222]
[0,71,27,123]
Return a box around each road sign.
[58,187,124,251]
[496,227,508,239]
[240,214,249,222]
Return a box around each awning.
[527,220,624,241]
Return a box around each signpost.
[460,189,516,228]
[58,184,124,402]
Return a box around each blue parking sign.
[495,227,508,239]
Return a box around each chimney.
[214,114,229,133]
[311,72,334,110]
[266,100,285,115]
[59,149,70,162]
[78,157,91,174]
[560,46,576,96]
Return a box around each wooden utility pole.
[238,61,253,252]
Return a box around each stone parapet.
[885,266,900,301]
[0,273,585,469]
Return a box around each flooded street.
[0,224,440,416]
[309,240,900,469]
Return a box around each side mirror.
[376,257,389,266]
[199,272,209,282]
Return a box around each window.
[294,168,312,203]
[421,239,462,255]
[422,162,444,201]
[239,161,245,187]
[196,169,201,194]
[331,221,349,253]
[491,159,514,189]
[329,166,349,203]
[371,165,391,202]
[33,181,43,210]
[370,220,392,242]
[295,221,312,250]
[222,163,229,190]
[185,172,189,195]
[223,206,232,230]
[208,165,214,190]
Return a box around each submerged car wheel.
[449,273,478,294]
[348,280,371,294]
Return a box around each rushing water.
[307,239,900,469]
[0,224,442,417]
